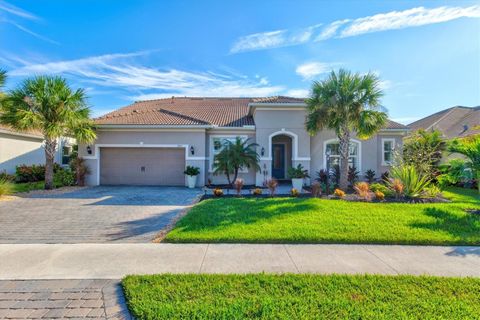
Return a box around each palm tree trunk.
[44,139,57,190]
[338,131,350,191]
[232,168,239,186]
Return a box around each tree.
[448,135,480,193]
[0,75,96,189]
[213,137,260,186]
[403,129,445,180]
[306,69,387,190]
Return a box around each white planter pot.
[291,178,303,191]
[187,175,197,188]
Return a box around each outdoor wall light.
[261,147,265,157]
[190,146,195,155]
[86,146,92,155]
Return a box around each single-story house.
[79,96,409,187]
[0,124,74,174]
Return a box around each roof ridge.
[158,108,210,125]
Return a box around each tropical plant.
[265,178,278,196]
[423,185,442,198]
[316,169,328,184]
[54,168,75,186]
[184,166,200,176]
[70,157,90,186]
[388,164,431,198]
[365,169,376,183]
[252,188,263,196]
[348,166,360,186]
[234,178,244,196]
[354,182,371,200]
[213,188,224,197]
[437,159,472,188]
[403,129,445,180]
[448,135,480,193]
[287,164,309,179]
[389,178,404,199]
[374,191,385,201]
[370,183,393,197]
[0,171,15,182]
[334,188,346,198]
[213,137,260,186]
[0,178,13,198]
[0,75,96,189]
[290,188,300,197]
[306,69,387,190]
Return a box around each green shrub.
[423,185,442,198]
[364,169,376,183]
[438,158,474,188]
[348,166,359,185]
[370,183,393,197]
[287,164,309,179]
[184,166,200,176]
[389,164,431,198]
[54,169,75,187]
[0,179,13,198]
[0,170,15,182]
[15,163,62,182]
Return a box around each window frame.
[323,139,362,173]
[209,135,249,173]
[381,138,396,166]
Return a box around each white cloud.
[0,1,39,20]
[230,5,480,53]
[7,52,285,100]
[296,62,338,80]
[391,116,421,125]
[285,89,309,98]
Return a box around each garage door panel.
[100,148,185,186]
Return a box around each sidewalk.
[1,243,479,279]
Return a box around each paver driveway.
[0,186,201,243]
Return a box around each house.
[408,106,480,139]
[0,124,74,174]
[79,96,409,187]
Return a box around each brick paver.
[0,279,131,319]
[0,186,201,243]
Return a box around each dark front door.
[272,144,285,179]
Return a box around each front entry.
[272,144,285,179]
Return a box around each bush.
[389,178,405,199]
[374,191,385,201]
[437,159,473,188]
[234,178,244,196]
[365,169,376,183]
[15,164,45,182]
[287,164,309,179]
[71,157,90,186]
[213,188,224,197]
[389,164,431,198]
[423,185,442,198]
[0,179,13,198]
[184,166,200,176]
[334,188,345,198]
[265,179,278,196]
[354,182,371,200]
[348,166,359,186]
[291,188,300,197]
[54,169,75,187]
[252,188,263,196]
[311,181,322,197]
[0,170,15,182]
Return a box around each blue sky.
[1,0,479,123]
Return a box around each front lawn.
[12,181,46,193]
[123,274,480,320]
[165,187,480,245]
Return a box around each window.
[209,136,248,172]
[325,140,360,170]
[61,146,72,165]
[382,139,395,165]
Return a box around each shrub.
[0,170,15,182]
[354,182,371,200]
[291,188,300,197]
[234,178,244,196]
[0,179,13,198]
[54,169,75,187]
[381,171,389,182]
[365,169,376,183]
[316,169,328,185]
[15,164,45,182]
[374,191,385,201]
[213,188,224,197]
[423,185,442,198]
[334,188,345,198]
[437,159,474,188]
[71,157,90,186]
[370,183,393,197]
[265,179,278,196]
[389,178,405,199]
[348,166,359,186]
[389,164,431,198]
[311,181,322,197]
[184,166,200,176]
[252,188,262,196]
[287,164,309,179]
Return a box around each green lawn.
[165,187,480,245]
[123,274,480,320]
[12,181,46,193]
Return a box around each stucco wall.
[0,133,45,174]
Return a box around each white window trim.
[381,138,396,166]
[323,138,362,173]
[208,135,249,173]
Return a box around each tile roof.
[0,124,43,138]
[95,96,408,130]
[408,106,480,139]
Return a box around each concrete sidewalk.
[0,244,479,279]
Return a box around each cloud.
[296,62,338,80]
[0,1,38,20]
[285,89,309,98]
[7,52,285,100]
[2,19,59,45]
[230,5,480,53]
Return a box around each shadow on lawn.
[174,198,318,233]
[410,207,480,245]
[445,247,480,257]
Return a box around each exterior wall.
[79,129,207,186]
[0,133,45,174]
[205,130,257,185]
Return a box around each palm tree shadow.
[445,247,480,257]
[410,207,480,245]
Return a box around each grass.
[12,181,46,193]
[123,274,480,320]
[165,187,480,245]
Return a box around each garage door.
[100,147,185,186]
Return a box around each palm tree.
[0,76,96,189]
[306,69,387,190]
[0,69,6,98]
[448,135,480,193]
[213,137,260,186]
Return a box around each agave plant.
[388,164,431,198]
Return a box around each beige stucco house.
[79,96,409,187]
[0,124,74,174]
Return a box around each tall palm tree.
[213,137,260,186]
[306,69,387,190]
[0,69,6,98]
[448,135,480,193]
[0,76,96,189]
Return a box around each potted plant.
[184,166,200,188]
[287,164,309,191]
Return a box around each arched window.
[325,140,360,170]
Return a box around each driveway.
[0,186,202,243]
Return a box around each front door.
[272,144,285,179]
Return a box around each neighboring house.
[79,96,409,187]
[408,106,480,139]
[0,124,74,174]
